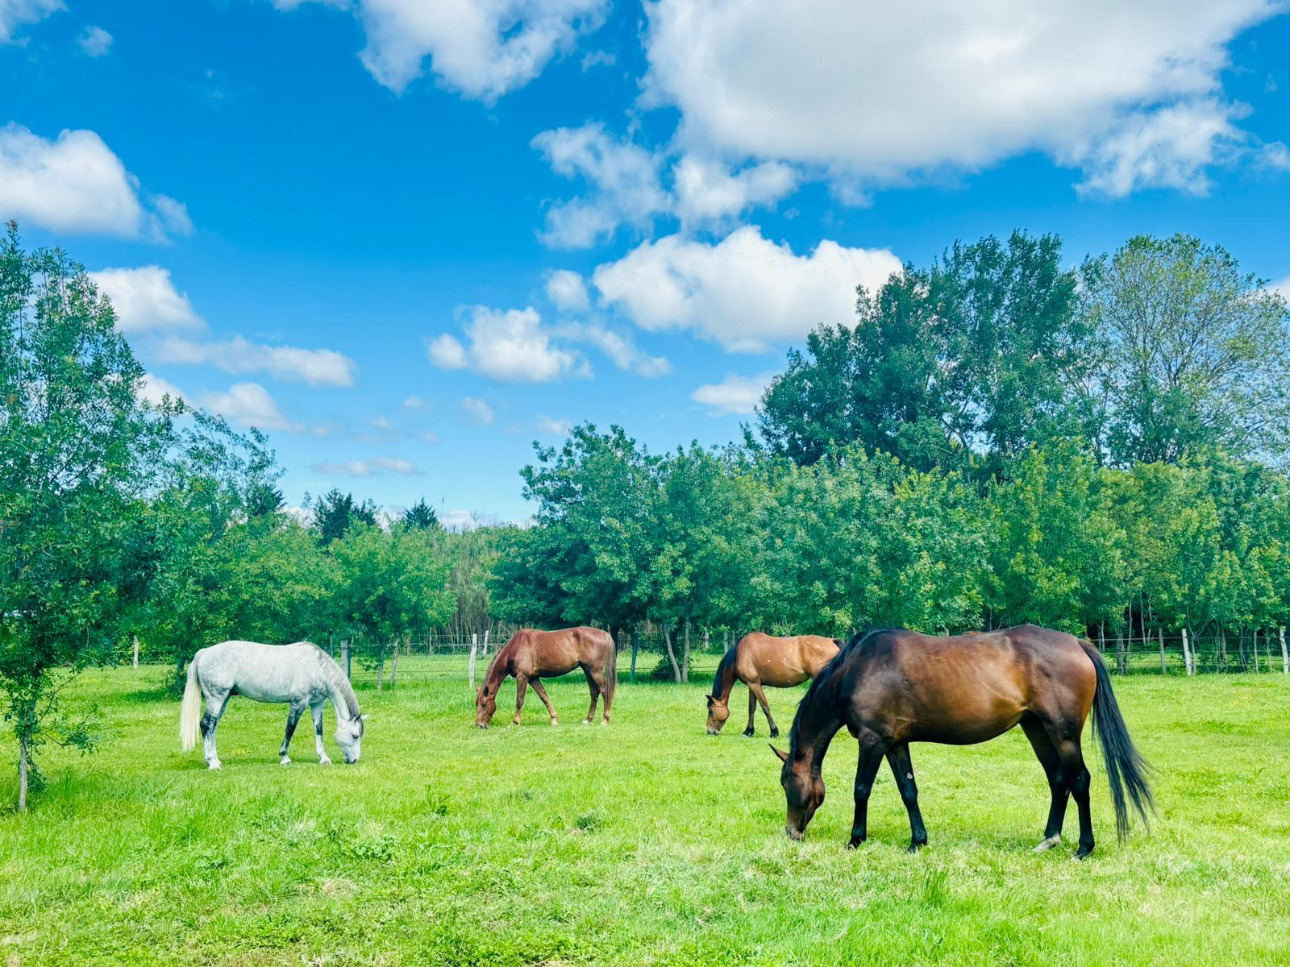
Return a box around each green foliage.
[400,497,440,531]
[308,489,378,545]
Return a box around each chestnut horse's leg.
[743,687,757,737]
[885,742,928,852]
[530,678,559,726]
[748,681,779,738]
[580,665,601,724]
[847,731,889,849]
[1021,716,1068,852]
[512,673,529,726]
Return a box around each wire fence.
[322,626,1290,687]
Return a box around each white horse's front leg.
[311,700,331,765]
[280,701,307,765]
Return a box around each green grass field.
[2,655,1289,966]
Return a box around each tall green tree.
[1081,234,1290,467]
[310,490,378,545]
[0,225,171,809]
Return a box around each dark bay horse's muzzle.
[786,825,804,841]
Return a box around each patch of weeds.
[574,810,604,832]
[424,787,450,816]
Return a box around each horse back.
[844,626,1094,744]
[512,626,609,677]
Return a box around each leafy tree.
[0,225,170,809]
[401,497,440,531]
[1081,234,1290,467]
[759,232,1088,473]
[310,490,378,545]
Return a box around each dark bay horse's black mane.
[708,645,739,700]
[788,628,901,748]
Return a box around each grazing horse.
[180,640,365,768]
[706,633,841,737]
[476,627,617,727]
[773,625,1152,857]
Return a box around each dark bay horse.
[773,625,1152,857]
[476,627,617,727]
[706,633,841,737]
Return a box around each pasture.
[2,655,1289,966]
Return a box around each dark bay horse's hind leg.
[886,743,928,852]
[1040,717,1095,858]
[847,731,889,849]
[579,665,601,724]
[530,678,559,726]
[279,700,306,765]
[748,681,779,738]
[743,687,757,737]
[1021,716,1068,852]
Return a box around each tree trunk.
[1280,627,1288,675]
[342,639,351,679]
[1182,627,1193,676]
[662,626,682,683]
[377,642,386,692]
[469,633,479,692]
[1115,625,1127,675]
[1219,626,1228,670]
[682,617,691,684]
[1158,628,1166,675]
[630,632,639,683]
[17,733,29,813]
[390,639,401,684]
[133,635,139,669]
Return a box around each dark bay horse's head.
[772,744,824,840]
[475,683,498,728]
[705,694,731,734]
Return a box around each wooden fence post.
[630,632,639,683]
[1182,629,1193,676]
[132,635,139,669]
[342,639,350,680]
[483,629,490,657]
[469,633,479,693]
[1280,627,1288,675]
[1253,629,1260,673]
[1158,629,1166,675]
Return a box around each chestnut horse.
[706,633,841,737]
[476,627,617,727]
[773,625,1152,858]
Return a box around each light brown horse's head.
[705,694,730,734]
[772,744,824,839]
[475,683,498,728]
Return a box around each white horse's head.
[336,713,366,763]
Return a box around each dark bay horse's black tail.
[1079,639,1154,841]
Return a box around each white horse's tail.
[180,657,202,752]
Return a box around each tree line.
[3,222,1288,808]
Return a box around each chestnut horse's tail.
[604,634,617,707]
[1079,638,1154,841]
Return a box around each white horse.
[180,640,365,769]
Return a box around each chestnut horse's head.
[772,744,824,839]
[475,683,498,728]
[705,694,731,734]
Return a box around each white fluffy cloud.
[77,25,112,56]
[0,0,60,44]
[429,305,587,382]
[557,322,672,377]
[0,124,191,238]
[198,382,301,433]
[673,156,796,225]
[137,373,188,408]
[1270,276,1290,299]
[690,372,774,415]
[275,0,605,100]
[545,268,591,311]
[153,335,357,387]
[643,0,1280,196]
[311,458,422,477]
[532,123,670,248]
[592,225,901,352]
[535,415,572,436]
[460,395,495,426]
[89,266,203,333]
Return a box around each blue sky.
[4,0,1289,525]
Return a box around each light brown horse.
[706,633,841,737]
[774,625,1152,857]
[476,627,617,728]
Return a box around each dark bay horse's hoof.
[769,728,780,738]
[906,842,926,854]
[1075,845,1094,860]
[742,729,754,737]
[845,837,865,850]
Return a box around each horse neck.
[321,657,360,722]
[789,672,845,776]
[712,647,738,703]
[483,640,514,689]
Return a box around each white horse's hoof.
[1034,835,1061,853]
[319,756,332,766]
[280,756,292,766]
[208,760,222,770]
[550,718,559,727]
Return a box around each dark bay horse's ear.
[770,744,789,764]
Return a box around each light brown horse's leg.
[512,674,529,725]
[743,686,757,736]
[530,678,558,726]
[748,681,779,738]
[581,666,601,724]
